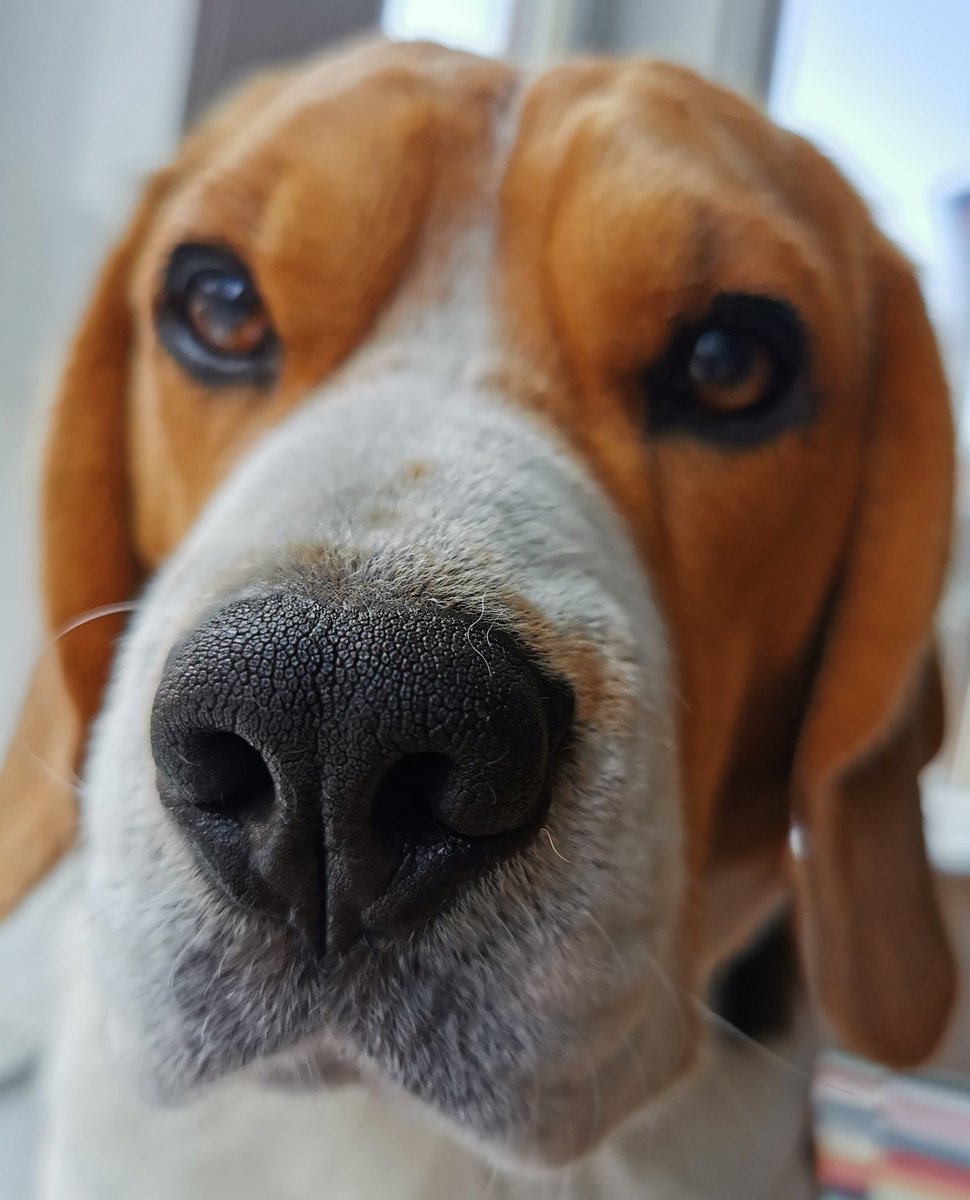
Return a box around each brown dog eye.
[186,271,269,355]
[645,293,810,447]
[156,244,280,386]
[687,329,773,413]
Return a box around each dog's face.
[0,40,956,1166]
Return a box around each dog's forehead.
[163,41,512,230]
[158,39,862,261]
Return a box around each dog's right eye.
[643,294,811,448]
[155,244,280,387]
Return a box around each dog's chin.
[249,1039,689,1176]
[95,876,694,1168]
[253,972,698,1173]
[105,965,695,1174]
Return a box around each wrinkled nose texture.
[151,593,574,953]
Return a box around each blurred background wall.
[0,0,967,838]
[0,0,196,744]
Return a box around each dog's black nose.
[151,592,573,953]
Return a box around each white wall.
[0,0,196,748]
[599,0,779,94]
[382,0,779,94]
[772,0,970,421]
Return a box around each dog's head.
[0,39,955,1165]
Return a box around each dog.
[0,37,956,1199]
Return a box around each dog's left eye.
[685,327,775,414]
[155,244,280,386]
[644,294,810,446]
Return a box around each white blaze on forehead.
[328,67,528,400]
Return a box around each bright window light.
[382,0,515,58]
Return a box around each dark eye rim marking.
[155,243,281,388]
[643,293,812,448]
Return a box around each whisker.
[52,600,139,644]
[10,600,140,793]
[466,594,494,680]
[167,917,214,1004]
[584,1045,602,1169]
[477,1160,503,1200]
[586,913,688,1053]
[15,739,81,794]
[692,998,813,1084]
[539,826,573,864]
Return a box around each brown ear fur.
[0,172,175,917]
[794,242,956,1065]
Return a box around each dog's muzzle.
[150,591,574,954]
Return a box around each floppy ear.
[793,241,956,1066]
[0,172,174,917]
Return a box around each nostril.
[372,753,453,850]
[182,731,275,815]
[152,594,575,949]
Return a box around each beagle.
[0,38,955,1200]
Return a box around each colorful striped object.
[815,1053,970,1198]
